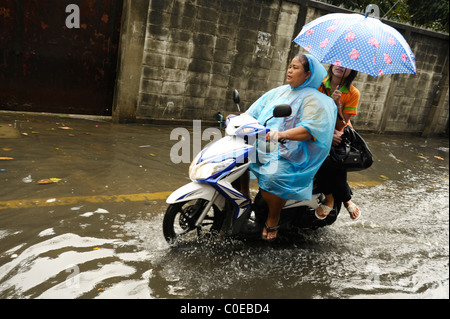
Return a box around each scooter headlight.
[189,158,235,181]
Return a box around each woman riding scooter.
[241,54,337,241]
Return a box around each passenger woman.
[315,65,362,221]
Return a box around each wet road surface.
[0,112,448,299]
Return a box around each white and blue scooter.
[163,91,340,245]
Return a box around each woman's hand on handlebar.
[266,130,286,143]
[267,126,312,143]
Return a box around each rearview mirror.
[233,90,240,104]
[273,104,292,118]
[263,104,292,126]
[233,89,241,114]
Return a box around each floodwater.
[0,112,448,299]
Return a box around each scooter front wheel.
[163,199,224,246]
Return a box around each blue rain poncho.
[246,54,337,201]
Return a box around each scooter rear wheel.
[163,199,224,246]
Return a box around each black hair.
[294,54,310,73]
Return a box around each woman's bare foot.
[345,201,361,220]
[262,222,279,241]
[315,194,334,220]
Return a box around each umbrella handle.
[365,4,380,18]
[337,68,347,90]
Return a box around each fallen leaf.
[417,155,428,159]
[37,179,54,185]
[58,126,72,130]
[21,133,29,136]
[149,153,156,157]
[434,156,444,160]
[37,178,62,185]
[2,148,12,151]
[380,175,389,179]
[0,157,14,161]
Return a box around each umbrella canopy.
[293,12,416,77]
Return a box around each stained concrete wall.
[112,0,449,136]
[112,0,149,123]
[136,0,301,122]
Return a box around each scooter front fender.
[166,182,226,210]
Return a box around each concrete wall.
[137,0,301,122]
[112,0,449,136]
[112,0,149,123]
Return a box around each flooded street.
[0,112,448,299]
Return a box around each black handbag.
[327,126,373,171]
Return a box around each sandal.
[346,203,361,220]
[262,223,280,242]
[315,204,332,220]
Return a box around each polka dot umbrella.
[293,11,417,77]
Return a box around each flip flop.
[262,223,280,242]
[315,204,332,220]
[346,203,361,220]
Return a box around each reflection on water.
[1,170,447,299]
[0,133,448,299]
